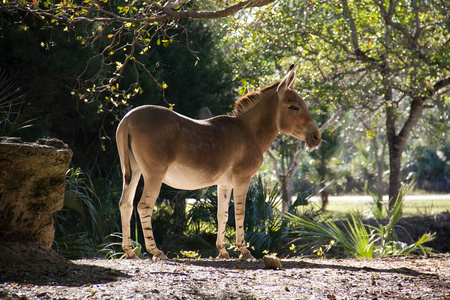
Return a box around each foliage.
[176,235,216,259]
[0,9,238,182]
[1,0,445,260]
[182,175,285,258]
[99,232,148,259]
[404,144,450,192]
[1,0,275,107]
[286,183,435,258]
[240,175,284,257]
[53,167,122,259]
[223,0,450,205]
[186,187,219,235]
[54,164,439,260]
[0,66,29,136]
[306,111,343,198]
[177,250,201,259]
[237,175,324,257]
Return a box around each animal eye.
[288,105,299,111]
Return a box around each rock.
[0,137,72,265]
[263,255,282,270]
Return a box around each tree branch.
[397,97,424,142]
[266,149,281,179]
[161,0,276,19]
[375,0,417,47]
[431,76,450,96]
[394,76,450,144]
[341,0,377,63]
[341,0,358,52]
[164,0,190,10]
[412,0,422,39]
[4,0,277,25]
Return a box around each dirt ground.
[1,254,449,300]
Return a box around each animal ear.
[277,64,297,92]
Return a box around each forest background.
[0,0,449,259]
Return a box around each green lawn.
[322,195,450,217]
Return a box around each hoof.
[217,252,231,259]
[239,252,255,261]
[153,253,169,261]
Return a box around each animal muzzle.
[305,127,321,149]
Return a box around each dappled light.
[0,0,449,298]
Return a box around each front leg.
[233,182,255,261]
[216,185,231,259]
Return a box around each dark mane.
[233,80,281,116]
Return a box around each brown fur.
[116,66,321,260]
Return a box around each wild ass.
[116,65,321,260]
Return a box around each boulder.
[0,137,72,264]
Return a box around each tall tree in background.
[341,0,450,207]
[224,0,450,208]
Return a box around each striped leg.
[216,185,231,259]
[138,175,168,260]
[233,183,255,261]
[119,169,142,259]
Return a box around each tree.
[0,6,237,176]
[1,0,277,109]
[342,0,450,207]
[224,0,450,208]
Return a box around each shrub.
[286,184,435,258]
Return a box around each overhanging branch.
[160,0,276,19]
[3,0,277,25]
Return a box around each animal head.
[276,64,321,148]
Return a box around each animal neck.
[236,91,279,152]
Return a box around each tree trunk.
[371,135,385,204]
[387,136,403,209]
[386,94,425,209]
[280,175,290,213]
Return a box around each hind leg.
[119,164,142,259]
[216,185,231,259]
[138,173,168,260]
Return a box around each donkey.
[116,65,321,260]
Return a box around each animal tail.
[116,118,132,189]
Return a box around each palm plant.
[182,187,227,258]
[185,187,218,234]
[99,232,149,259]
[183,175,285,258]
[53,168,108,258]
[286,212,376,258]
[286,183,435,258]
[0,66,30,136]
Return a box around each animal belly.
[163,163,229,190]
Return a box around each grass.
[322,195,450,217]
